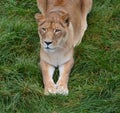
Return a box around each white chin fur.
[44,48,56,53]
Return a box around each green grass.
[0,0,120,113]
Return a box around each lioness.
[35,0,92,95]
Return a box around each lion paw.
[44,85,57,95]
[56,84,69,95]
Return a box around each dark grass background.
[0,0,120,113]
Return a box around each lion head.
[35,11,71,52]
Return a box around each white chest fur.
[40,48,73,67]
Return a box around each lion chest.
[40,49,73,67]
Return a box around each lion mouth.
[44,47,56,52]
[45,47,54,49]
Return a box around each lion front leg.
[40,60,56,95]
[56,58,74,95]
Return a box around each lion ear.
[35,13,45,22]
[62,13,70,26]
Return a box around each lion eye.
[54,29,61,33]
[41,28,47,32]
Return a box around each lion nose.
[44,41,52,46]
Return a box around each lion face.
[35,12,70,52]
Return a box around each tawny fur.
[35,0,92,95]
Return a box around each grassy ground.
[0,0,120,113]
